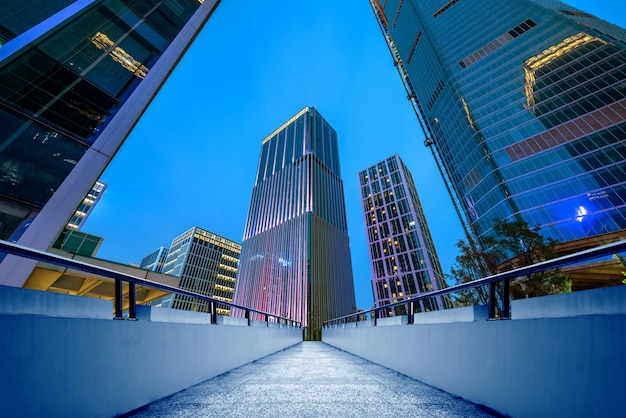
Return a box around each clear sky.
[83,1,625,310]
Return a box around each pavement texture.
[126,341,498,418]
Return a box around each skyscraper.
[233,107,356,340]
[66,181,107,231]
[370,0,626,248]
[161,227,240,316]
[140,246,170,274]
[0,0,221,286]
[359,154,452,314]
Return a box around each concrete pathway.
[127,342,497,417]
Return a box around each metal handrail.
[0,240,301,327]
[323,239,626,327]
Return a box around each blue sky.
[83,1,625,310]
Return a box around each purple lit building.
[359,155,452,314]
[233,107,356,340]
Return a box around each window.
[433,0,460,18]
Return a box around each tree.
[449,235,503,307]
[449,219,571,307]
[612,254,626,285]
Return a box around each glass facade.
[360,154,452,314]
[140,246,170,273]
[370,0,626,247]
[162,227,241,316]
[233,107,356,340]
[0,1,219,259]
[66,181,106,231]
[52,228,103,257]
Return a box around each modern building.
[66,181,107,231]
[52,229,104,258]
[369,1,626,250]
[359,154,452,314]
[233,107,356,340]
[160,227,240,316]
[140,246,170,274]
[0,0,221,287]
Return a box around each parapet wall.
[323,286,626,418]
[0,286,301,417]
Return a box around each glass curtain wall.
[370,0,626,246]
[233,107,356,340]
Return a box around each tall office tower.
[140,246,170,274]
[233,107,356,340]
[370,0,626,248]
[359,155,452,314]
[66,181,107,231]
[0,0,221,286]
[161,227,240,315]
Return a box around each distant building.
[359,155,452,314]
[233,107,356,340]
[140,247,170,274]
[161,227,240,316]
[369,0,626,249]
[0,0,222,287]
[66,182,107,231]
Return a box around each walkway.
[126,342,497,417]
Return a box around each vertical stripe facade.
[359,154,452,314]
[234,107,356,340]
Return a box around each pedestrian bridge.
[2,282,625,418]
[1,240,625,417]
[127,341,495,417]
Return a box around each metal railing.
[0,240,301,327]
[324,239,626,328]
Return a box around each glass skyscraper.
[0,0,221,286]
[233,107,356,340]
[66,181,107,231]
[161,227,240,316]
[359,155,452,314]
[370,0,626,247]
[140,246,170,274]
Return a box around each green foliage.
[449,236,502,307]
[448,219,571,306]
[612,254,626,283]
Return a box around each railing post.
[374,310,378,327]
[407,301,414,325]
[114,278,124,319]
[265,314,269,327]
[245,309,250,326]
[210,301,217,324]
[489,282,497,319]
[502,279,511,319]
[128,282,137,320]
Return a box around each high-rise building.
[233,107,356,340]
[140,246,170,274]
[161,227,240,316]
[370,1,626,248]
[0,0,221,286]
[359,154,452,314]
[66,181,107,231]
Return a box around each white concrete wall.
[0,289,301,417]
[323,287,626,418]
[0,285,111,319]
